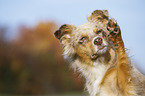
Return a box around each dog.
[54,10,145,96]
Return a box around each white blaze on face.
[92,36,108,55]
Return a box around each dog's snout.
[94,37,103,45]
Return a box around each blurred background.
[0,0,145,95]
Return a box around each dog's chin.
[91,46,108,60]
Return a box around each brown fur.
[54,10,145,96]
[106,19,134,95]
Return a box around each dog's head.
[54,10,116,65]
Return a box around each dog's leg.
[107,19,134,95]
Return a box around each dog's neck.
[73,58,110,96]
[71,49,116,96]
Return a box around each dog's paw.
[107,19,120,37]
[107,19,121,43]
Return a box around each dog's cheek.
[76,43,92,60]
[76,46,87,59]
[61,39,76,60]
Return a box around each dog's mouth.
[91,54,99,60]
[91,45,108,60]
[98,45,106,50]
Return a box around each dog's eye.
[79,37,88,44]
[81,37,86,40]
[97,29,103,34]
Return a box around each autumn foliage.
[0,22,84,95]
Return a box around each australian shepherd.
[54,10,145,96]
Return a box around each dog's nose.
[94,37,103,45]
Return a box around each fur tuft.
[54,10,145,96]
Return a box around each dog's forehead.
[74,22,96,36]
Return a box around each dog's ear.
[54,24,76,59]
[54,24,73,40]
[88,10,109,22]
[102,10,109,18]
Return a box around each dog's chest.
[82,63,108,96]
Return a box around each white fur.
[62,22,111,96]
[56,10,145,96]
[73,59,109,96]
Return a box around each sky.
[0,0,145,73]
